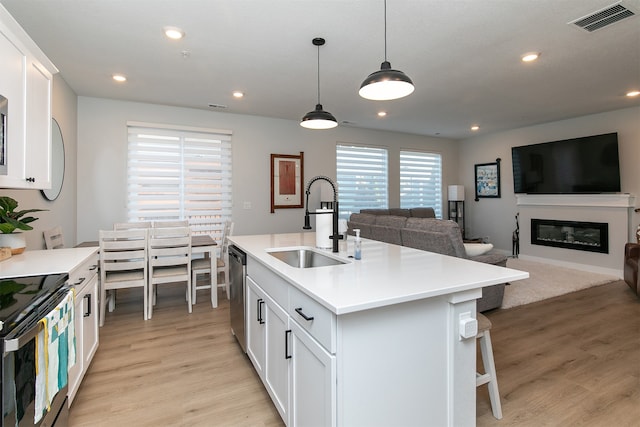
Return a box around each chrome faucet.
[303,175,342,253]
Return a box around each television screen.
[512,132,620,194]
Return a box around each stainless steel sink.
[267,247,348,268]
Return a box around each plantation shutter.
[126,122,232,236]
[399,150,442,218]
[336,144,389,220]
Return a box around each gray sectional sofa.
[347,210,508,312]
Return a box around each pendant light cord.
[317,44,321,104]
[384,0,388,62]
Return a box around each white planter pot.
[0,233,26,255]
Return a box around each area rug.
[502,258,619,309]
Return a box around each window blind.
[127,123,232,237]
[400,150,442,218]
[336,144,388,219]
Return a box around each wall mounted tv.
[511,132,620,194]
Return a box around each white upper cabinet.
[0,6,57,189]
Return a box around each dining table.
[77,234,218,306]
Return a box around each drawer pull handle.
[84,294,92,317]
[257,298,265,324]
[285,330,292,359]
[73,277,86,286]
[295,307,314,322]
[89,265,98,271]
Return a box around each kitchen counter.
[0,247,98,278]
[229,232,528,314]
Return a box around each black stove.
[0,274,69,337]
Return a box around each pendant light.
[359,0,415,101]
[301,37,338,130]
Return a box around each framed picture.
[271,152,304,213]
[474,159,501,200]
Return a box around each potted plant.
[0,196,47,254]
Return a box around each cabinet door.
[246,276,266,379]
[68,284,87,403]
[81,274,99,368]
[0,30,27,188]
[24,59,52,188]
[264,293,290,424]
[290,321,336,427]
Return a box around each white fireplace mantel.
[515,193,634,276]
[516,194,635,208]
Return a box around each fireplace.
[531,218,608,254]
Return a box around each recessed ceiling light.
[164,26,185,40]
[471,125,480,131]
[232,91,244,98]
[112,74,127,82]
[626,90,640,97]
[377,111,387,117]
[521,52,540,62]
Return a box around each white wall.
[459,106,640,256]
[76,97,460,243]
[3,74,78,249]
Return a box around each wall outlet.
[243,201,252,210]
[459,312,478,341]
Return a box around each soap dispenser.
[354,228,362,260]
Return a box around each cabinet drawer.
[289,286,336,354]
[68,252,99,294]
[247,257,288,309]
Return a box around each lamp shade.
[300,104,338,129]
[448,185,465,201]
[359,61,415,101]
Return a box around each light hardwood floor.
[70,279,639,426]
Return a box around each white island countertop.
[229,232,528,315]
[0,247,98,279]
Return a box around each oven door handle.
[3,320,45,354]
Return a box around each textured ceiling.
[2,0,639,139]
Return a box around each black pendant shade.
[359,61,415,101]
[301,104,338,130]
[359,0,415,101]
[300,37,338,130]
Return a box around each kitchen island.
[229,232,528,427]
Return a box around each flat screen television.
[511,132,620,194]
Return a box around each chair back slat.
[44,226,65,249]
[114,221,152,230]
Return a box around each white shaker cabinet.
[246,276,267,379]
[246,259,336,426]
[0,6,56,189]
[67,252,100,405]
[246,275,290,423]
[289,320,336,427]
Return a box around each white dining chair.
[148,226,192,318]
[191,220,233,306]
[153,220,189,228]
[114,221,152,230]
[43,225,65,249]
[99,228,148,326]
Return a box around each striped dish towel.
[35,289,76,423]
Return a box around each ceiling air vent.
[569,3,636,32]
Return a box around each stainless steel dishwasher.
[229,245,247,352]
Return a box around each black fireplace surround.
[531,219,608,253]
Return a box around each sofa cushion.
[405,218,467,258]
[388,208,410,217]
[409,207,436,218]
[347,213,378,238]
[401,229,455,255]
[360,209,390,215]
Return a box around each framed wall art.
[271,152,304,213]
[474,158,501,200]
